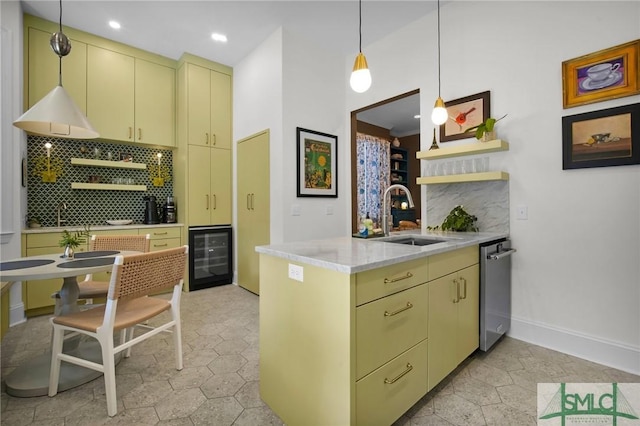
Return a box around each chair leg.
[101,335,118,417]
[48,326,64,397]
[124,327,134,358]
[171,310,183,371]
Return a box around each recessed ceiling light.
[211,33,228,43]
[108,21,121,30]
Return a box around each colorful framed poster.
[296,127,338,197]
[562,40,640,108]
[562,103,640,169]
[440,91,490,142]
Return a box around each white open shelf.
[417,171,509,185]
[71,183,147,191]
[70,158,147,170]
[416,139,509,160]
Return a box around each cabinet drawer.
[356,258,428,306]
[356,283,428,380]
[26,232,66,248]
[146,227,181,240]
[428,245,478,281]
[149,238,181,251]
[356,339,428,426]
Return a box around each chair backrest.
[90,234,151,253]
[107,245,187,301]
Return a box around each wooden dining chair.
[78,234,151,304]
[48,245,188,417]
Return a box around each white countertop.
[23,223,184,234]
[255,231,508,274]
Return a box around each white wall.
[281,29,347,242]
[343,1,640,373]
[1,0,27,326]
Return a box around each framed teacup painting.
[562,39,640,108]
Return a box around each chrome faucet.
[57,202,67,227]
[382,184,415,236]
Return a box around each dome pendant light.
[431,0,448,125]
[350,0,372,93]
[13,0,99,139]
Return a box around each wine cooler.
[188,225,233,291]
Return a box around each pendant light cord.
[358,0,363,53]
[57,0,63,85]
[436,0,441,97]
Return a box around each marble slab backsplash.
[426,181,509,233]
[26,135,174,227]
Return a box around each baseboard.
[509,315,640,376]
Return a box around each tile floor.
[1,284,638,425]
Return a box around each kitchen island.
[256,231,507,426]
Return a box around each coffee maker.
[143,195,160,224]
[164,196,176,223]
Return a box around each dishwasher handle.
[487,248,517,261]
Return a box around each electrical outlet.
[326,205,334,215]
[288,264,304,282]
[291,204,301,216]
[516,205,528,220]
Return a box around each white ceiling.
[19,0,431,136]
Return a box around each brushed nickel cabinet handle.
[154,243,167,248]
[453,279,460,303]
[384,363,413,384]
[384,272,413,284]
[213,194,217,209]
[206,194,209,210]
[384,302,413,317]
[153,232,168,236]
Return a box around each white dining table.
[0,250,138,397]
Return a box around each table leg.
[5,276,121,397]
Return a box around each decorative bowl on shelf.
[106,220,133,226]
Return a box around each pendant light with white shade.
[350,0,372,93]
[431,0,448,125]
[13,0,99,139]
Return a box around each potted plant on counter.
[465,114,507,142]
[59,225,91,259]
[428,205,478,232]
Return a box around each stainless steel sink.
[376,235,456,246]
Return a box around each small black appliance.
[165,196,176,223]
[143,195,160,224]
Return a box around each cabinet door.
[28,28,87,113]
[87,45,135,141]
[237,131,270,295]
[186,63,211,146]
[187,145,212,226]
[427,273,458,391]
[135,59,176,147]
[210,148,231,225]
[457,264,479,361]
[210,70,231,149]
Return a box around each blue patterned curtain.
[356,133,390,229]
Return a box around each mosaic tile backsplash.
[27,136,174,227]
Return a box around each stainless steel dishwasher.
[479,239,517,351]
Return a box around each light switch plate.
[325,205,333,215]
[291,204,301,216]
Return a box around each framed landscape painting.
[562,40,640,108]
[562,103,640,169]
[296,127,338,197]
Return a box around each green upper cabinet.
[27,27,87,113]
[186,63,231,149]
[87,46,176,147]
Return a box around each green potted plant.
[59,225,91,258]
[428,205,478,232]
[465,114,507,141]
